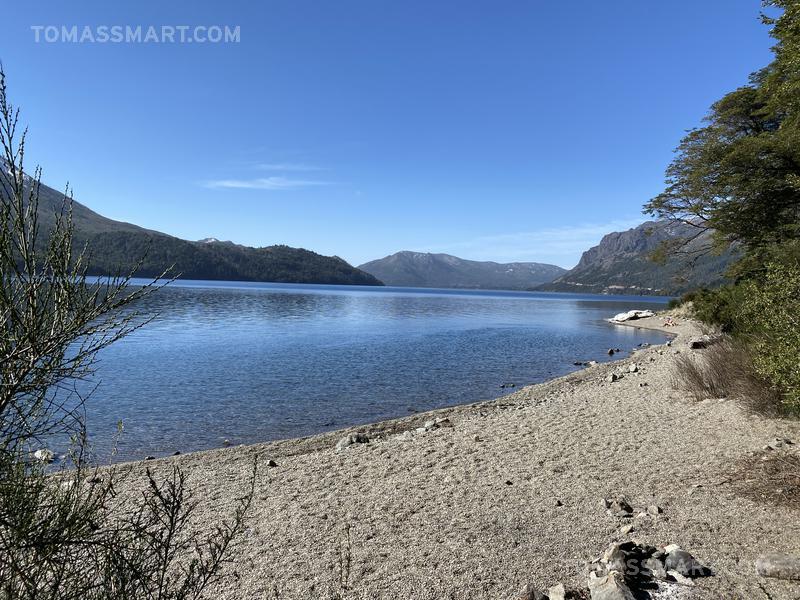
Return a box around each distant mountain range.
[16,169,736,294]
[537,221,735,295]
[358,251,566,290]
[27,178,382,286]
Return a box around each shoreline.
[117,313,800,598]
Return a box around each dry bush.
[731,451,800,510]
[671,337,782,415]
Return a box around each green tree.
[645,1,800,272]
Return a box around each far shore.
[113,311,800,599]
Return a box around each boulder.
[587,571,636,600]
[628,364,638,373]
[755,554,800,580]
[606,373,621,383]
[609,310,655,323]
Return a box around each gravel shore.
[122,314,800,599]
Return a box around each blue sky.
[1,1,776,268]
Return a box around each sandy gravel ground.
[120,314,800,599]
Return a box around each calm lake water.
[81,280,670,462]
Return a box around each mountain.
[358,251,566,290]
[537,221,735,295]
[23,177,383,286]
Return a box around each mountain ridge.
[358,251,565,290]
[21,176,383,286]
[537,221,735,295]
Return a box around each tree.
[0,65,255,599]
[645,1,800,272]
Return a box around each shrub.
[737,260,800,414]
[0,66,255,599]
[685,286,747,332]
[672,337,781,414]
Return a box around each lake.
[80,280,670,462]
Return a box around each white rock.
[33,449,54,463]
[609,310,655,323]
[547,583,566,600]
[587,570,636,599]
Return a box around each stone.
[172,451,181,456]
[267,459,278,467]
[646,504,663,515]
[606,496,633,515]
[223,438,231,447]
[547,583,566,600]
[628,364,638,373]
[602,543,629,573]
[144,455,155,461]
[620,524,634,535]
[554,499,563,507]
[688,334,721,349]
[85,476,103,485]
[665,549,709,578]
[423,419,438,430]
[435,417,453,427]
[638,382,648,387]
[587,360,598,367]
[642,557,667,580]
[516,584,548,600]
[606,372,620,383]
[608,348,616,356]
[33,448,54,463]
[667,570,695,586]
[587,570,636,600]
[755,554,800,580]
[663,544,681,554]
[335,433,369,451]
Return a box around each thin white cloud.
[424,218,645,269]
[256,162,327,172]
[203,176,332,190]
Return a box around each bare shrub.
[0,65,256,599]
[731,451,800,510]
[672,337,782,414]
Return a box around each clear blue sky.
[1,1,776,268]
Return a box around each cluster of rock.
[604,363,641,384]
[335,432,370,452]
[519,541,710,600]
